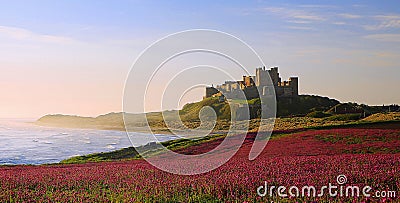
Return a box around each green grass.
[180,97,231,121]
[306,119,400,130]
[60,147,139,164]
[315,134,365,144]
[306,111,332,118]
[61,134,226,164]
[324,113,362,121]
[61,120,400,164]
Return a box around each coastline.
[32,113,400,165]
[57,119,400,164]
[34,120,175,135]
[3,118,399,166]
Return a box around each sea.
[0,118,179,165]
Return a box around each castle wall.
[205,67,299,99]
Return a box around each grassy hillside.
[60,120,400,164]
[180,95,340,119]
[277,95,339,117]
[61,134,226,164]
[180,97,231,120]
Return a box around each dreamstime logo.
[336,174,347,185]
[123,29,276,175]
[257,174,397,199]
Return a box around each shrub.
[306,111,331,118]
[325,113,362,121]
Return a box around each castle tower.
[255,67,268,87]
[268,67,280,86]
[242,76,255,87]
[288,77,299,96]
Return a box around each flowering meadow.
[0,127,399,202]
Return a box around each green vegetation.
[62,119,400,164]
[36,95,399,135]
[306,111,332,118]
[324,113,362,121]
[180,95,340,119]
[60,147,138,164]
[306,119,400,130]
[180,97,231,120]
[277,95,339,117]
[37,112,125,130]
[61,134,226,164]
[363,112,400,122]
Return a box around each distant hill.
[37,111,183,133]
[37,113,125,130]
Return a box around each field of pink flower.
[0,127,399,202]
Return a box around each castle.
[205,67,298,100]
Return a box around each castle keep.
[205,67,298,100]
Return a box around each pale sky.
[1,1,400,118]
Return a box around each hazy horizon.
[1,1,400,118]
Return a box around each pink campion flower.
[0,128,399,202]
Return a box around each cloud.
[375,15,400,20]
[297,4,336,9]
[0,26,31,39]
[363,15,400,30]
[364,34,400,43]
[0,26,76,44]
[363,20,400,30]
[287,20,312,24]
[352,4,366,8]
[338,13,362,19]
[284,26,313,30]
[293,14,324,21]
[332,22,347,25]
[262,7,325,22]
